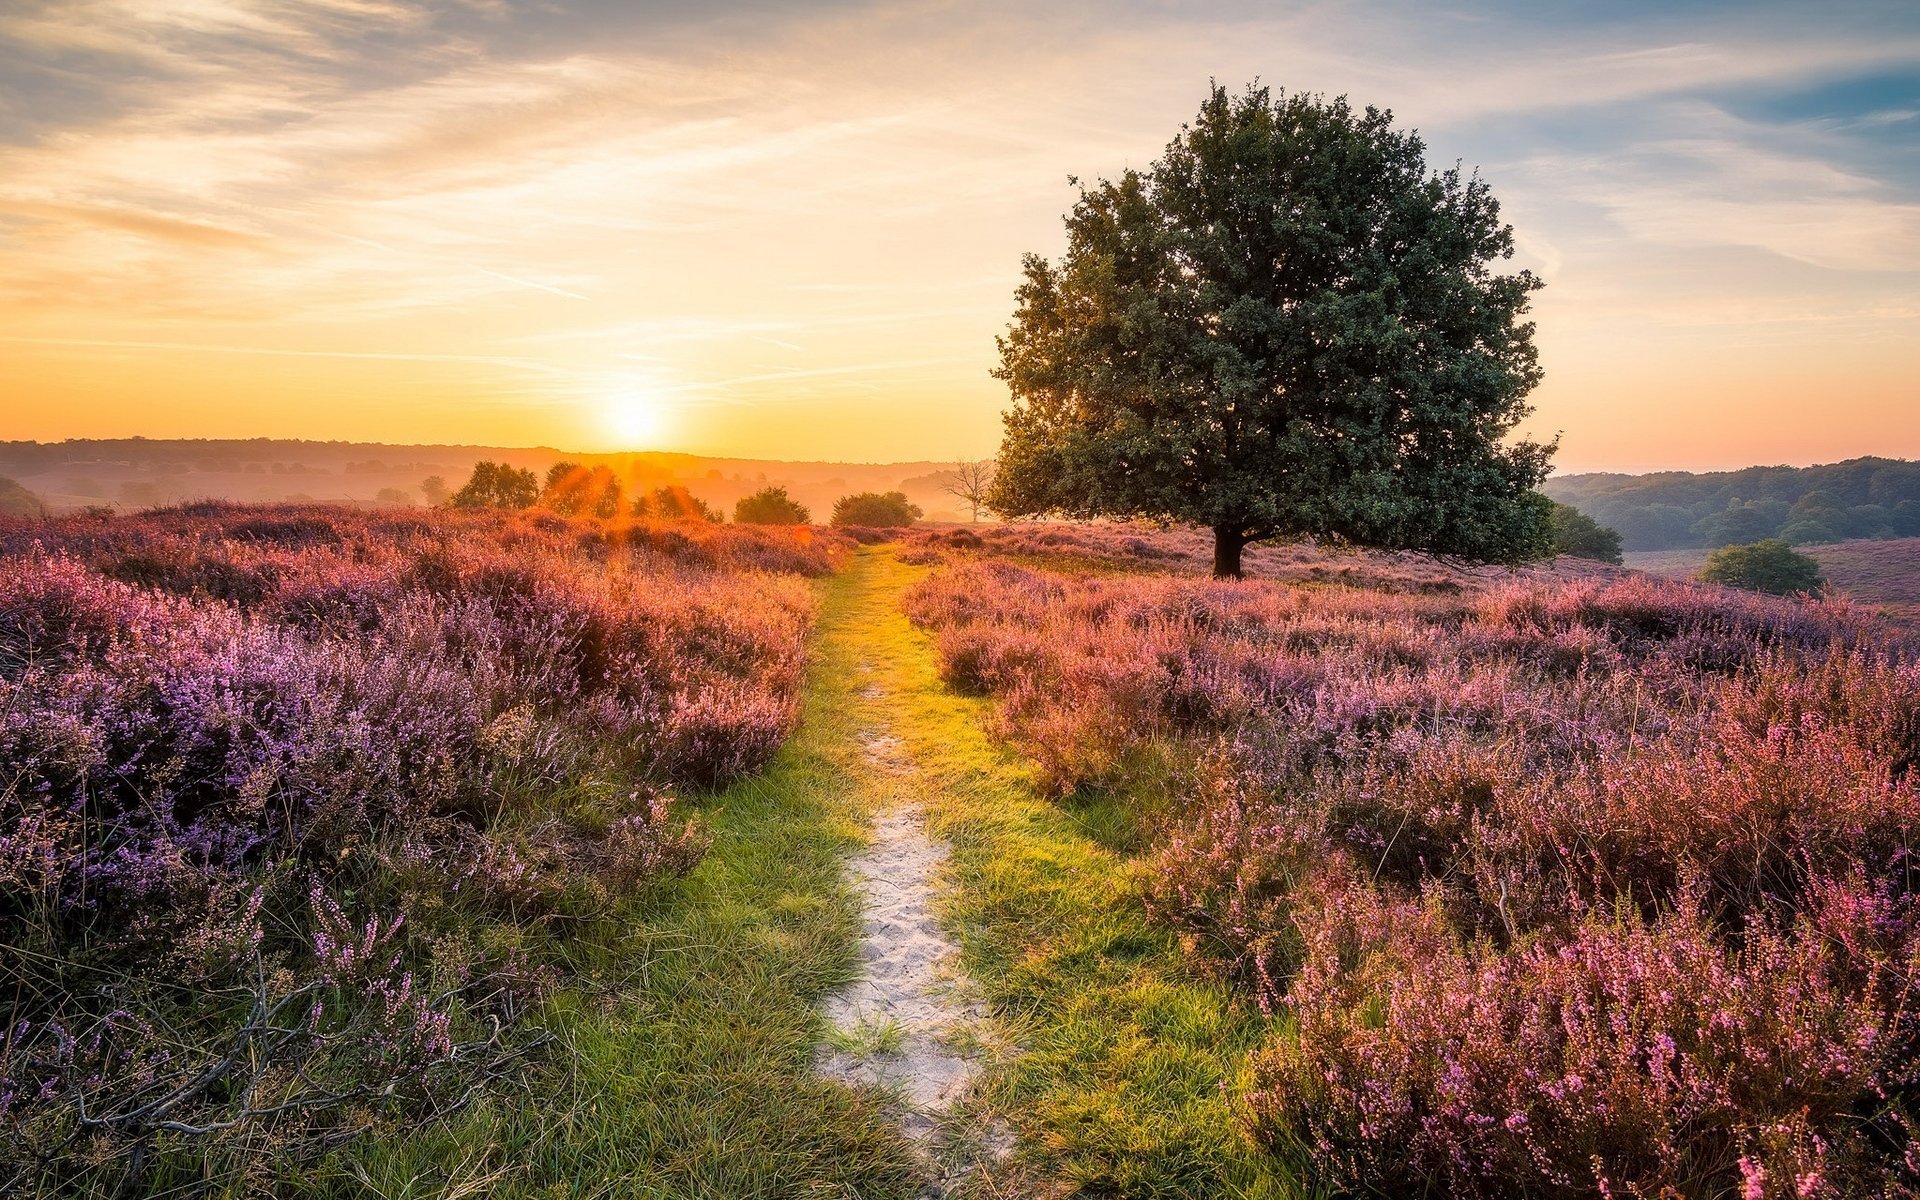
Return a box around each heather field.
[0,504,846,1194]
[906,525,1920,1198]
[8,508,1920,1199]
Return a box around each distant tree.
[538,462,622,518]
[1549,502,1623,564]
[0,476,47,518]
[942,460,997,523]
[1692,501,1782,548]
[1780,520,1842,546]
[831,491,923,528]
[734,486,810,525]
[1699,539,1825,596]
[636,485,722,522]
[373,487,414,507]
[539,461,587,515]
[1546,457,1920,552]
[450,461,538,509]
[988,83,1554,578]
[420,475,450,506]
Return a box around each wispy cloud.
[0,0,1915,465]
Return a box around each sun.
[605,391,666,447]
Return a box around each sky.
[0,0,1915,473]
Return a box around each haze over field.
[3,0,1917,469]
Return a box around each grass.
[315,560,922,1199]
[825,1015,909,1058]
[318,544,1303,1198]
[847,547,1307,1199]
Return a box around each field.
[1628,537,1920,624]
[5,507,1919,1198]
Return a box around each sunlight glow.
[605,391,668,448]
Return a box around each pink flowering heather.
[905,542,1919,1195]
[0,503,830,1193]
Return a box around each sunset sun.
[605,391,667,448]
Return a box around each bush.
[1700,538,1825,596]
[830,491,921,528]
[734,486,810,525]
[1549,501,1623,564]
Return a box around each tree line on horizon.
[446,460,933,529]
[1545,456,1920,552]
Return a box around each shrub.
[830,491,921,528]
[734,486,810,525]
[1700,538,1826,596]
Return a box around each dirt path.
[814,630,1011,1190]
[798,546,1281,1198]
[817,721,983,1136]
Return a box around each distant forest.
[1545,457,1920,552]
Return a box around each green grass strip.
[318,558,921,1199]
[850,547,1306,1199]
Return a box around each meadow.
[906,523,1920,1197]
[0,503,841,1194]
[6,504,1919,1199]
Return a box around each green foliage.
[0,475,47,518]
[1547,457,1920,551]
[1699,539,1826,596]
[635,485,722,522]
[450,461,538,509]
[989,82,1555,577]
[734,486,810,526]
[1549,501,1623,564]
[830,491,922,528]
[419,475,450,506]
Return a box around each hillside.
[0,438,978,523]
[1627,536,1920,623]
[1546,456,1920,552]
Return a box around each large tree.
[990,83,1556,577]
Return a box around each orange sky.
[1,1,1916,473]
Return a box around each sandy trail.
[818,689,1005,1182]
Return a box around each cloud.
[0,0,1915,463]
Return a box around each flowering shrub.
[0,504,827,1192]
[906,549,1920,1195]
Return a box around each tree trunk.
[1211,525,1247,579]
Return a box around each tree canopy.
[830,491,922,528]
[1549,502,1623,564]
[538,462,623,518]
[989,83,1554,577]
[637,485,722,522]
[450,461,538,509]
